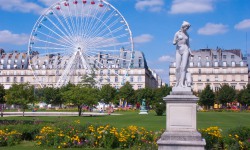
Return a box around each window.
[231,85,236,89]
[215,75,218,81]
[138,85,142,89]
[223,55,227,59]
[198,75,201,82]
[198,69,201,74]
[13,77,17,82]
[198,62,201,67]
[130,76,133,82]
[115,77,118,82]
[223,61,227,67]
[189,62,193,67]
[115,70,118,74]
[215,87,220,91]
[107,70,110,75]
[214,62,218,67]
[241,75,244,81]
[231,61,235,67]
[213,55,217,59]
[6,77,10,82]
[100,70,103,75]
[240,61,244,66]
[206,76,210,82]
[206,62,210,67]
[232,75,235,81]
[138,76,142,82]
[231,55,234,59]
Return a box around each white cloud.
[134,34,153,43]
[158,55,175,62]
[0,0,44,14]
[198,23,228,35]
[169,0,215,14]
[38,0,58,6]
[0,30,29,45]
[234,19,250,30]
[135,0,164,12]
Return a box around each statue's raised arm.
[173,21,192,88]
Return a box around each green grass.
[1,111,250,149]
[1,111,250,132]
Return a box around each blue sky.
[0,0,250,84]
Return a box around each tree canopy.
[199,84,215,109]
[217,84,236,106]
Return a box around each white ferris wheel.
[28,0,134,88]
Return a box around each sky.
[0,0,250,84]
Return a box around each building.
[0,49,159,90]
[169,48,249,92]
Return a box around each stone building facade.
[169,48,249,92]
[0,49,161,90]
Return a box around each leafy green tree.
[199,84,215,109]
[39,87,63,107]
[80,72,97,88]
[62,85,99,116]
[217,84,236,107]
[119,82,134,106]
[135,87,154,106]
[5,83,37,116]
[0,84,5,117]
[152,85,172,115]
[100,84,116,104]
[237,84,250,109]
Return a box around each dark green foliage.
[217,84,236,106]
[5,83,37,116]
[154,103,165,116]
[119,82,134,104]
[237,84,250,108]
[100,84,117,104]
[199,84,215,109]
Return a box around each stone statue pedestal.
[157,87,205,150]
[139,109,148,114]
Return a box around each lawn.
[1,111,250,132]
[1,111,250,150]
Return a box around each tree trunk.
[22,107,25,117]
[0,104,3,117]
[78,105,82,116]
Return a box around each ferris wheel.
[28,0,134,88]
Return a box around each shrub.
[199,126,223,150]
[223,126,250,150]
[154,103,165,116]
[0,129,22,146]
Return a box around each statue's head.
[181,21,191,29]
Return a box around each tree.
[135,87,154,106]
[199,84,215,109]
[0,84,5,117]
[5,83,37,116]
[217,84,236,107]
[62,85,99,116]
[119,82,134,106]
[237,84,250,109]
[153,85,172,115]
[39,87,63,107]
[80,72,97,88]
[100,84,116,104]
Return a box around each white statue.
[173,21,193,88]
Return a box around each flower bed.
[0,129,22,146]
[34,120,163,149]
